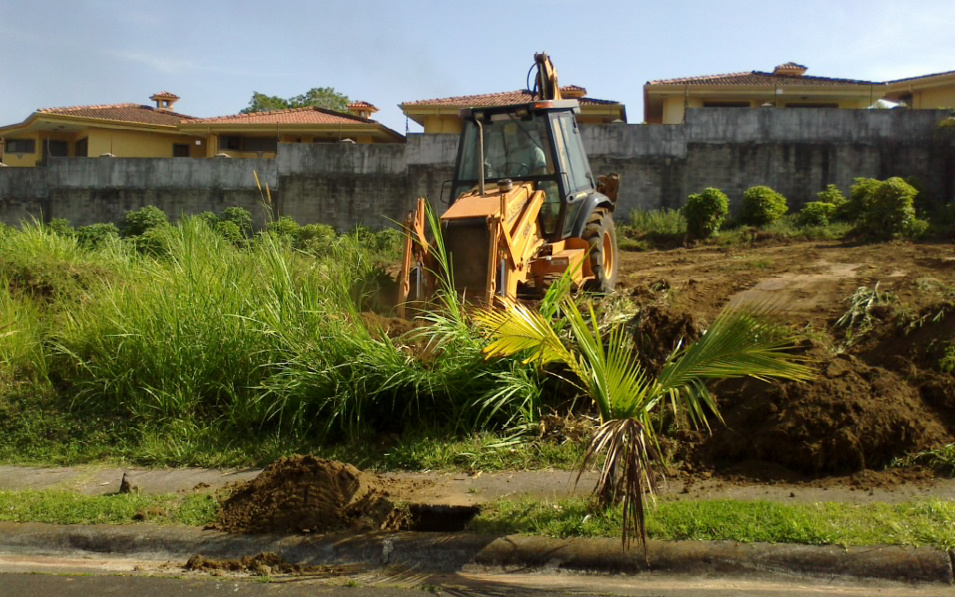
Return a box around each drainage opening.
[407,504,480,532]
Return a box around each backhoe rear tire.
[583,208,617,293]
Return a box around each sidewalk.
[1,465,953,585]
[3,465,955,504]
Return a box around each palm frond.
[560,298,652,423]
[538,264,576,322]
[475,301,572,367]
[656,304,814,426]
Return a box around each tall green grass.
[618,208,687,250]
[627,208,687,236]
[0,281,46,379]
[0,215,543,463]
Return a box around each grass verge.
[471,497,955,549]
[4,489,953,551]
[0,489,218,526]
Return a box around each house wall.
[912,86,955,109]
[1,109,951,230]
[84,127,196,159]
[658,94,877,125]
[2,132,41,167]
[422,116,463,135]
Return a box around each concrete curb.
[0,522,952,584]
[475,535,955,584]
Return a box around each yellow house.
[179,102,403,158]
[644,63,885,124]
[0,92,203,167]
[884,70,955,109]
[400,86,627,134]
[1,95,404,166]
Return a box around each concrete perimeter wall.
[1,109,951,229]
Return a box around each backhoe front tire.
[583,209,617,293]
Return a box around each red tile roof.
[181,106,374,125]
[150,91,180,99]
[402,87,621,107]
[648,70,881,87]
[886,69,955,84]
[37,103,192,126]
[347,100,378,110]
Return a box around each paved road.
[0,556,952,597]
[2,571,952,596]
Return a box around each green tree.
[239,93,291,114]
[240,87,350,114]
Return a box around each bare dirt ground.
[616,239,955,328]
[615,239,955,481]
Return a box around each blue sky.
[1,0,953,134]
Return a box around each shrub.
[197,211,219,228]
[841,177,881,222]
[740,186,788,226]
[121,206,168,238]
[350,225,374,245]
[796,201,837,227]
[297,223,336,246]
[132,225,174,257]
[213,220,245,245]
[266,215,300,242]
[369,228,403,255]
[682,188,729,239]
[817,184,847,208]
[851,177,928,239]
[47,218,74,236]
[75,223,120,249]
[219,207,254,237]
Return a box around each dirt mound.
[215,456,403,534]
[628,304,701,373]
[693,350,950,474]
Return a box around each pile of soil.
[613,242,955,477]
[627,303,701,373]
[215,455,404,534]
[694,350,951,474]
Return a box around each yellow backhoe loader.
[398,53,619,317]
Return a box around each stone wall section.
[0,109,951,229]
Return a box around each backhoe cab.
[398,53,619,316]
